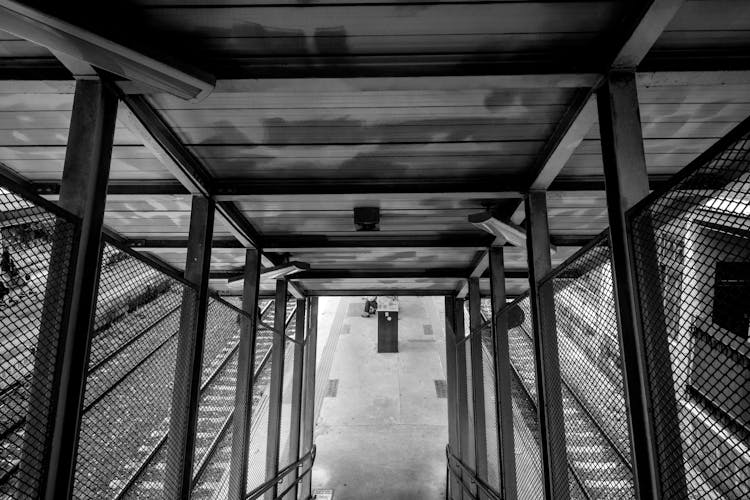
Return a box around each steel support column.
[444,297,462,500]
[285,299,307,499]
[165,195,215,499]
[300,297,319,500]
[598,70,687,499]
[265,278,289,499]
[489,247,517,500]
[454,298,476,497]
[468,278,489,499]
[228,248,262,500]
[21,78,117,500]
[525,190,569,500]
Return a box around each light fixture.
[260,261,310,280]
[468,212,557,253]
[469,212,525,247]
[353,207,380,231]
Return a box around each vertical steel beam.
[228,248,262,500]
[468,278,489,498]
[265,279,289,499]
[525,190,569,500]
[165,195,215,499]
[22,78,117,500]
[286,299,307,499]
[598,70,686,499]
[489,247,517,500]
[444,297,462,500]
[300,297,319,500]
[454,298,476,497]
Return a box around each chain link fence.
[73,241,195,499]
[628,123,750,499]
[0,185,78,499]
[541,234,634,499]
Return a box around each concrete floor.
[311,297,448,500]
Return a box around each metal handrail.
[245,445,317,500]
[445,444,502,500]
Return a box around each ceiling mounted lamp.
[353,207,380,232]
[468,212,557,253]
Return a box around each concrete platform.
[311,297,448,499]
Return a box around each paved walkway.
[311,297,448,499]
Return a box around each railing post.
[265,278,289,499]
[468,278,489,499]
[454,298,476,497]
[525,190,569,500]
[489,247,517,500]
[228,248,262,500]
[286,298,307,499]
[20,78,117,500]
[444,296,462,500]
[165,195,215,499]
[300,297,319,500]
[597,70,687,499]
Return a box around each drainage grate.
[423,324,433,335]
[325,379,339,398]
[313,489,334,500]
[341,324,351,335]
[434,380,448,398]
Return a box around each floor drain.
[423,324,433,335]
[313,489,334,500]
[434,380,448,398]
[325,379,339,398]
[341,324,351,335]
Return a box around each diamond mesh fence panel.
[476,300,501,493]
[189,296,246,498]
[246,299,279,493]
[73,242,191,499]
[499,295,545,500]
[277,299,298,470]
[0,186,78,499]
[628,127,750,499]
[543,235,635,499]
[191,298,273,500]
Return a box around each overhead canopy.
[1,0,749,296]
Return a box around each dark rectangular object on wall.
[377,311,398,352]
[713,261,750,339]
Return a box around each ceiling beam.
[126,234,590,251]
[509,0,686,225]
[263,234,494,251]
[0,0,214,100]
[293,269,469,280]
[31,176,674,199]
[36,180,190,197]
[214,180,524,198]
[307,289,459,297]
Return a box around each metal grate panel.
[435,380,448,399]
[72,242,192,499]
[628,124,750,499]
[0,186,78,499]
[325,380,339,398]
[544,235,635,499]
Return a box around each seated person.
[362,296,377,317]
